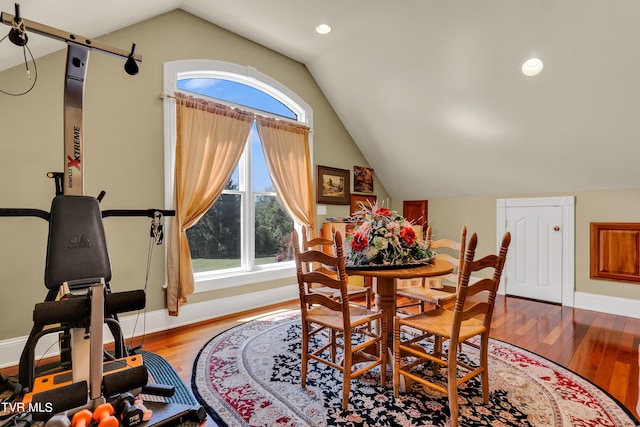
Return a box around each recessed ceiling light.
[521,57,544,77]
[315,24,332,35]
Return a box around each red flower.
[400,227,416,245]
[375,207,392,217]
[351,232,369,251]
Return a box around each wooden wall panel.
[590,222,640,283]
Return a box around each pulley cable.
[0,31,37,96]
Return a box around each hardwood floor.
[490,295,640,419]
[2,295,639,421]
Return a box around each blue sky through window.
[177,78,296,119]
[177,78,296,192]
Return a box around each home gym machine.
[0,4,205,427]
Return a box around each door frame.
[496,196,575,306]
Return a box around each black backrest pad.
[45,195,112,289]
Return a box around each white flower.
[372,236,388,250]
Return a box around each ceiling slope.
[2,0,639,198]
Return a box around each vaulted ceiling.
[2,0,639,198]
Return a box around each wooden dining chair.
[393,232,511,427]
[396,225,467,313]
[293,229,387,409]
[301,226,372,308]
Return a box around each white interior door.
[497,197,575,305]
[505,205,563,302]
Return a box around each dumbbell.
[133,398,152,422]
[114,392,143,427]
[92,403,119,427]
[70,410,92,427]
[46,404,94,427]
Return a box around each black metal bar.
[0,208,50,221]
[0,208,175,221]
[101,209,175,218]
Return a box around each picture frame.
[317,165,350,205]
[353,166,374,193]
[350,193,377,214]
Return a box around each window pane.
[254,195,294,264]
[187,193,242,272]
[177,78,296,119]
[230,165,239,191]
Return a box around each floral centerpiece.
[344,203,433,267]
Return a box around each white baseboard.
[0,284,298,369]
[573,291,640,319]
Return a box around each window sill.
[194,262,296,293]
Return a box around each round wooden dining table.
[347,258,454,346]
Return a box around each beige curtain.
[256,116,316,236]
[167,93,254,315]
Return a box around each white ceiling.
[2,0,640,199]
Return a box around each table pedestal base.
[373,276,397,347]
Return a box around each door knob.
[554,226,560,231]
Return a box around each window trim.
[163,60,313,292]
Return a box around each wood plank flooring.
[2,295,639,421]
[489,296,640,419]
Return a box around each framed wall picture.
[353,166,374,193]
[350,193,377,214]
[317,165,350,205]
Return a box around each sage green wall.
[425,189,640,300]
[0,9,386,340]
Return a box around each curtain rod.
[160,91,310,131]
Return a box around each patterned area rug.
[191,310,639,427]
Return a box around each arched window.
[163,60,313,291]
